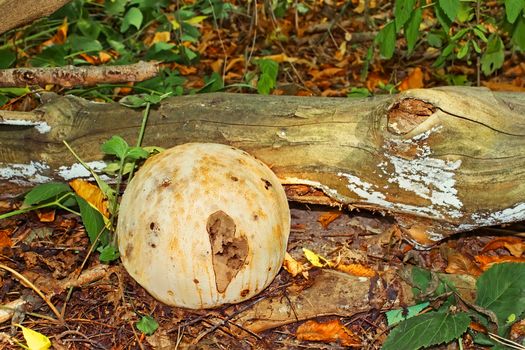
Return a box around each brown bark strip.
[0,61,160,88]
[0,0,71,35]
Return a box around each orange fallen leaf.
[366,72,388,91]
[336,263,376,277]
[296,319,361,347]
[309,67,345,81]
[398,67,424,91]
[469,321,487,334]
[482,81,525,92]
[98,51,113,64]
[36,209,56,223]
[475,255,525,271]
[41,18,68,47]
[283,252,308,279]
[0,229,13,248]
[317,212,342,229]
[510,319,525,339]
[481,236,525,257]
[69,179,109,218]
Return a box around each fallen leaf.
[441,246,483,276]
[296,319,361,347]
[0,229,13,248]
[481,236,525,257]
[398,67,424,91]
[283,252,308,278]
[510,319,525,339]
[475,255,525,270]
[36,209,56,223]
[303,248,332,268]
[152,31,171,44]
[366,72,388,91]
[336,263,377,277]
[41,18,68,47]
[317,212,342,229]
[482,81,525,92]
[69,179,109,218]
[16,324,51,350]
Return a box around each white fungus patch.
[470,202,525,227]
[57,161,108,180]
[0,161,52,183]
[0,119,51,134]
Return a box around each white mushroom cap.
[117,143,290,309]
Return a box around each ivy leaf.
[382,310,471,350]
[481,35,504,75]
[394,0,417,32]
[136,315,159,335]
[121,7,143,32]
[476,263,525,330]
[97,244,120,262]
[438,0,460,21]
[505,0,525,24]
[24,183,72,206]
[76,195,106,245]
[405,7,422,55]
[376,21,396,59]
[101,135,129,160]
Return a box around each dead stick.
[0,61,160,88]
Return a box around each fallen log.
[0,86,524,246]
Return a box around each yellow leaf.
[152,31,171,44]
[185,15,207,25]
[69,179,109,218]
[303,248,330,268]
[171,19,180,30]
[283,252,308,278]
[17,325,51,350]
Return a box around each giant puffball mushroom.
[117,143,290,309]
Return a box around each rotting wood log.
[0,86,524,246]
[0,0,71,35]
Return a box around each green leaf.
[434,3,452,32]
[121,7,143,32]
[427,32,443,47]
[125,147,149,161]
[256,59,279,95]
[119,95,149,108]
[476,263,525,329]
[480,35,504,75]
[101,135,129,160]
[97,244,120,262]
[105,0,128,15]
[383,310,471,350]
[76,196,107,245]
[405,7,422,55]
[136,315,159,335]
[30,45,67,67]
[0,95,8,107]
[438,0,460,21]
[386,302,430,326]
[347,87,371,98]
[512,16,525,51]
[505,0,525,23]
[457,41,470,59]
[473,27,489,43]
[77,18,102,40]
[0,49,16,69]
[199,72,224,93]
[376,21,396,59]
[69,35,103,53]
[24,183,72,206]
[394,0,417,32]
[411,266,432,298]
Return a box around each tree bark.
[0,87,524,245]
[0,0,71,35]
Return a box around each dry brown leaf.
[69,179,109,218]
[510,319,525,339]
[309,67,345,81]
[36,209,56,223]
[0,229,12,248]
[482,81,525,92]
[336,263,376,277]
[398,67,424,91]
[317,212,342,229]
[366,72,388,91]
[469,321,488,334]
[481,236,524,257]
[98,51,113,64]
[475,255,525,271]
[441,246,482,276]
[296,319,361,347]
[283,252,308,278]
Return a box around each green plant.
[255,59,279,95]
[383,263,525,350]
[371,0,525,80]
